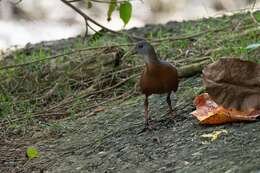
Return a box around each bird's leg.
[144,95,152,128]
[138,95,156,134]
[167,92,176,118]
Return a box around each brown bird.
[134,41,179,130]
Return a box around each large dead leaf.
[203,58,260,112]
[191,93,260,124]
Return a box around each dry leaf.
[203,58,260,112]
[191,93,260,124]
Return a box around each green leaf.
[26,147,39,159]
[245,42,260,51]
[254,11,260,22]
[85,0,92,9]
[87,1,92,9]
[119,1,132,26]
[107,0,117,21]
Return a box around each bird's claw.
[137,121,156,134]
[168,110,176,118]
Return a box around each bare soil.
[10,76,260,173]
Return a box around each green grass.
[1,11,260,136]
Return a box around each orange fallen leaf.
[191,93,260,125]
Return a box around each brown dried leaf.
[203,58,260,111]
[191,93,260,125]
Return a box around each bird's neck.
[144,52,159,64]
[144,52,161,75]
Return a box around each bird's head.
[134,41,155,56]
[132,41,158,63]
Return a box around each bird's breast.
[140,63,178,95]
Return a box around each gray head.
[134,41,155,56]
[133,41,158,63]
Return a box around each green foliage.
[26,147,39,159]
[84,0,133,26]
[107,0,117,21]
[0,94,12,118]
[253,11,260,22]
[105,0,132,26]
[86,0,92,8]
[119,1,132,26]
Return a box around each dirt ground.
[13,76,259,173]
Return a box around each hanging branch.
[60,0,144,41]
[83,18,89,40]
[67,0,135,4]
[60,0,119,38]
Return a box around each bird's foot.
[138,121,156,134]
[168,111,177,122]
[169,111,176,118]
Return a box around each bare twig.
[15,0,23,4]
[86,21,99,33]
[0,25,229,71]
[80,64,143,87]
[79,88,135,113]
[152,25,230,43]
[1,112,68,125]
[91,0,134,3]
[47,73,140,111]
[83,19,89,40]
[61,0,118,35]
[250,0,260,25]
[0,45,125,71]
[60,0,144,41]
[67,0,136,4]
[67,0,81,2]
[0,50,76,70]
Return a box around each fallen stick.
[178,59,212,77]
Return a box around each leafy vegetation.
[93,0,133,26]
[119,1,132,26]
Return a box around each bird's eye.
[138,44,144,49]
